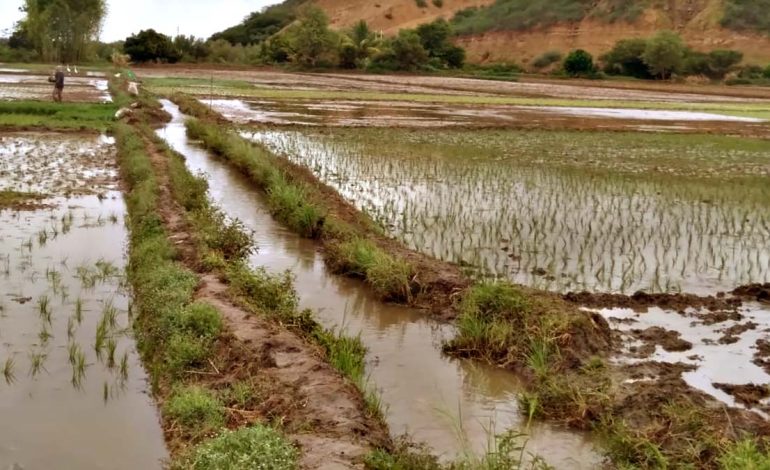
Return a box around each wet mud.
[0,72,111,103]
[713,383,770,408]
[564,290,743,314]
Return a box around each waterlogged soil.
[595,304,770,415]
[243,128,770,295]
[203,98,770,136]
[157,101,602,468]
[136,66,770,103]
[0,132,166,469]
[0,73,111,103]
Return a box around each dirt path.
[141,135,389,469]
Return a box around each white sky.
[1,0,280,42]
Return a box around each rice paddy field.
[244,127,770,295]
[0,132,166,468]
[2,61,770,468]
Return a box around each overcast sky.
[1,0,279,42]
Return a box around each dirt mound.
[733,283,770,304]
[713,383,770,408]
[563,290,742,313]
[631,326,692,353]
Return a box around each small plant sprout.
[67,316,76,341]
[103,381,109,403]
[37,295,51,324]
[74,297,83,324]
[28,352,47,378]
[119,352,129,382]
[106,338,117,369]
[68,342,80,366]
[71,349,87,389]
[38,324,53,345]
[109,213,118,224]
[37,229,48,246]
[95,318,107,360]
[3,357,15,385]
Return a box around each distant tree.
[338,20,379,69]
[210,5,295,45]
[642,31,685,79]
[563,49,595,76]
[415,19,465,68]
[16,0,107,62]
[371,29,429,71]
[124,29,179,63]
[764,64,770,79]
[705,49,743,79]
[601,38,651,78]
[284,7,338,67]
[174,35,210,62]
[532,50,562,70]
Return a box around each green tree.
[563,49,595,77]
[642,31,685,79]
[339,20,379,69]
[705,49,743,79]
[371,30,429,71]
[17,0,106,62]
[284,7,338,67]
[124,29,179,63]
[601,38,651,78]
[415,19,465,68]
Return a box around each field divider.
[115,110,391,467]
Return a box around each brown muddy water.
[157,100,601,467]
[0,133,166,468]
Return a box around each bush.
[370,30,429,71]
[765,65,770,79]
[165,386,225,433]
[601,38,651,78]
[721,0,770,34]
[532,50,562,69]
[179,425,298,470]
[415,0,428,7]
[166,333,211,374]
[124,29,180,63]
[432,0,443,7]
[175,302,223,339]
[563,49,595,77]
[642,31,685,79]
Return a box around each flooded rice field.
[0,72,111,103]
[595,302,770,417]
[243,128,770,295]
[0,133,166,468]
[202,98,770,133]
[158,100,601,468]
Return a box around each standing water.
[0,133,166,468]
[157,100,600,467]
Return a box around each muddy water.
[157,100,600,467]
[596,304,770,416]
[0,134,166,468]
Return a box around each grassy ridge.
[178,100,417,303]
[115,121,301,468]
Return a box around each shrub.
[370,30,429,71]
[165,386,225,433]
[166,333,211,374]
[124,29,180,63]
[563,49,595,77]
[415,0,428,7]
[601,38,651,78]
[175,302,223,339]
[179,425,298,470]
[765,64,770,79]
[432,0,443,7]
[642,31,685,79]
[532,50,562,69]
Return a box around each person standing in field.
[52,66,65,102]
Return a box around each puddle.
[0,133,166,468]
[157,100,601,468]
[596,305,770,416]
[523,106,766,123]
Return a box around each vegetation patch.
[0,101,117,131]
[0,189,47,210]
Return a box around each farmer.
[52,66,65,102]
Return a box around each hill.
[213,0,770,65]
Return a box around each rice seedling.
[1,255,10,277]
[28,352,47,378]
[74,297,84,324]
[37,294,51,324]
[119,352,129,382]
[38,323,53,345]
[94,318,107,359]
[71,348,87,389]
[103,381,109,402]
[2,357,15,384]
[106,338,117,368]
[101,300,118,330]
[67,315,76,341]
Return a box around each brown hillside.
[315,0,494,34]
[313,0,770,65]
